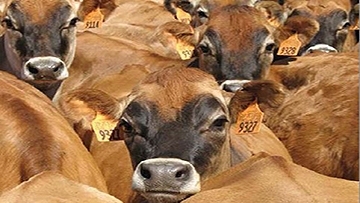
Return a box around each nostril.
[53,66,60,73]
[140,167,151,179]
[175,167,189,180]
[27,65,39,74]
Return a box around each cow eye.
[199,44,210,54]
[342,22,351,29]
[265,43,276,52]
[119,118,134,134]
[198,10,208,19]
[69,17,79,26]
[209,117,228,131]
[2,17,15,30]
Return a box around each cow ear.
[254,1,288,28]
[156,21,197,60]
[56,89,129,147]
[349,3,359,30]
[274,15,320,49]
[227,80,285,123]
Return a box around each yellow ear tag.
[91,114,118,142]
[277,34,302,56]
[176,40,194,60]
[176,7,191,24]
[235,101,264,134]
[84,7,104,29]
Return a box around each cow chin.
[140,192,190,203]
[26,79,62,92]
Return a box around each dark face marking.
[120,94,229,177]
[4,1,77,62]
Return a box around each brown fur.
[6,0,72,24]
[183,153,359,203]
[0,71,108,194]
[0,171,122,203]
[208,5,271,52]
[77,0,119,21]
[265,52,359,180]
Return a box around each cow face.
[118,67,231,203]
[1,0,78,91]
[286,2,351,53]
[195,5,276,82]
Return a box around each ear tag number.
[84,7,104,29]
[277,33,302,56]
[176,40,194,60]
[235,101,264,134]
[91,114,118,142]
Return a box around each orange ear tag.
[91,114,118,142]
[277,34,302,56]
[235,101,264,134]
[175,7,191,24]
[84,7,104,29]
[176,40,194,60]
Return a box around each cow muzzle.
[132,158,201,203]
[23,56,69,81]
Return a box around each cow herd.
[0,0,358,202]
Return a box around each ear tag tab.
[91,114,118,142]
[235,100,264,134]
[84,7,104,29]
[277,33,302,56]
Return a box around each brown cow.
[56,68,291,201]
[0,0,79,98]
[183,153,359,203]
[262,52,359,180]
[0,171,123,203]
[0,70,108,194]
[279,0,355,54]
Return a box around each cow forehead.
[5,0,75,23]
[207,5,271,51]
[130,68,227,120]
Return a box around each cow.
[0,70,108,194]
[277,0,355,55]
[57,66,294,203]
[258,52,359,181]
[0,171,123,203]
[183,153,359,203]
[0,0,79,99]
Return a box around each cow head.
[114,67,230,202]
[1,0,78,95]
[282,1,352,54]
[194,5,276,82]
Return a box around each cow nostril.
[175,170,186,178]
[28,65,39,74]
[53,66,60,73]
[140,167,151,179]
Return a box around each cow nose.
[24,56,69,80]
[132,158,200,195]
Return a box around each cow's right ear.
[56,89,130,148]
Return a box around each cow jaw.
[132,158,200,203]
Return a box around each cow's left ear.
[226,80,285,123]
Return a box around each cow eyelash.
[209,117,228,131]
[119,118,135,134]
